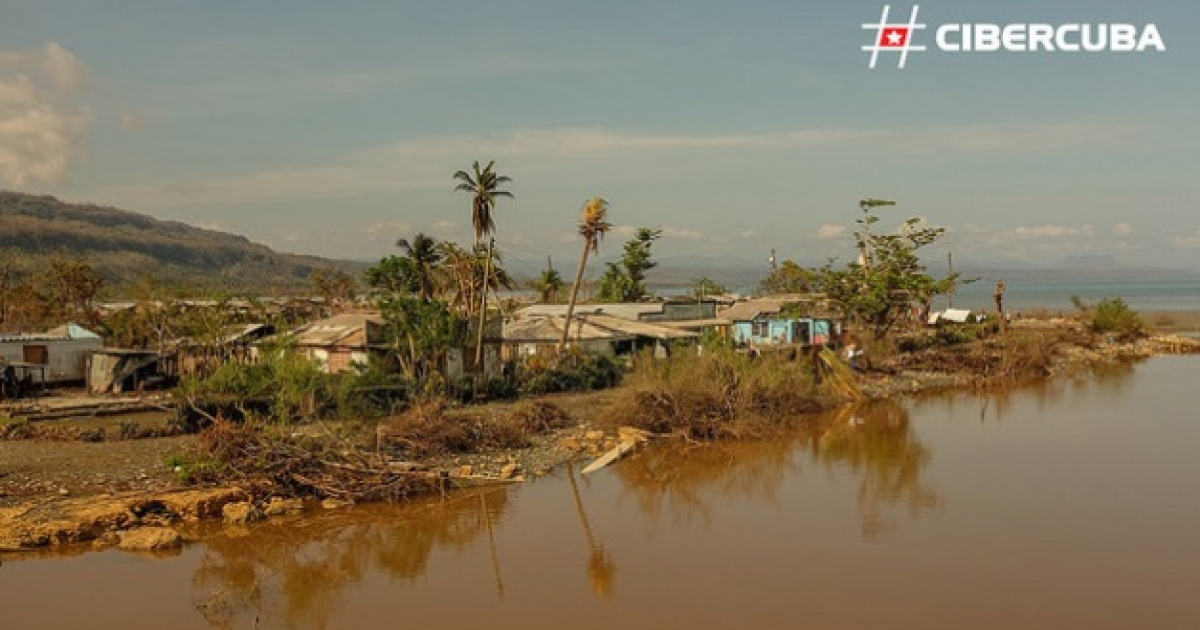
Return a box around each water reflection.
[191,487,511,629]
[567,464,616,598]
[910,359,1140,423]
[612,399,938,539]
[815,400,938,537]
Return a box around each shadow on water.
[610,398,938,540]
[190,486,511,629]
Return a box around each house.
[88,348,177,394]
[514,298,730,335]
[720,298,838,347]
[502,312,699,359]
[0,323,102,384]
[290,312,502,379]
[291,313,389,374]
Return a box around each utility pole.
[769,248,777,272]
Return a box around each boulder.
[118,527,182,552]
[221,502,264,525]
[263,498,305,517]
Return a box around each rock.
[321,498,354,510]
[559,437,583,452]
[118,527,182,551]
[499,463,520,480]
[221,501,264,525]
[157,488,249,521]
[584,430,606,442]
[93,532,121,550]
[263,498,305,517]
[453,465,474,477]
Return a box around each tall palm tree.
[395,233,443,301]
[453,160,514,247]
[453,160,514,370]
[559,197,611,353]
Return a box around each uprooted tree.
[816,198,965,340]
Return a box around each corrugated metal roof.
[579,314,699,340]
[292,312,384,347]
[502,315,618,343]
[515,303,666,321]
[502,313,699,343]
[719,299,787,322]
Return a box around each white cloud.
[1174,231,1200,249]
[364,221,412,243]
[1112,222,1134,237]
[663,226,704,239]
[613,224,638,237]
[0,42,92,186]
[740,230,758,239]
[1013,224,1092,238]
[816,224,846,240]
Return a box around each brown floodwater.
[4,357,1200,629]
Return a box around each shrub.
[1090,297,1145,340]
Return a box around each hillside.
[0,191,363,293]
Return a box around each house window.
[751,321,769,338]
[23,345,49,365]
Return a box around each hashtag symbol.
[862,5,926,69]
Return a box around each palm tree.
[559,197,611,353]
[453,160,514,369]
[453,160,514,247]
[532,265,565,304]
[395,233,443,301]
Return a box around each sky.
[1,0,1197,277]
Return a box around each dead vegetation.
[606,349,836,441]
[188,398,576,502]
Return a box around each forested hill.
[0,191,363,292]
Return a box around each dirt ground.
[0,390,623,509]
[0,433,195,508]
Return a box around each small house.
[291,313,389,374]
[0,323,102,384]
[720,299,837,347]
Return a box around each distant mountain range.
[0,191,363,293]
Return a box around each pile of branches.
[197,418,443,502]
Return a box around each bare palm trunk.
[475,238,494,372]
[559,238,592,353]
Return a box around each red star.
[879,28,909,47]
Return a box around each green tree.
[759,260,813,295]
[560,197,612,352]
[364,255,418,298]
[379,295,466,385]
[816,199,961,340]
[691,276,727,299]
[596,227,660,302]
[531,265,565,304]
[394,233,444,301]
[309,266,357,307]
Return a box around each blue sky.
[2,0,1197,275]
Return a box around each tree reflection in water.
[815,399,938,538]
[191,487,510,629]
[612,399,937,539]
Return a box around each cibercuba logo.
[862,5,1166,69]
